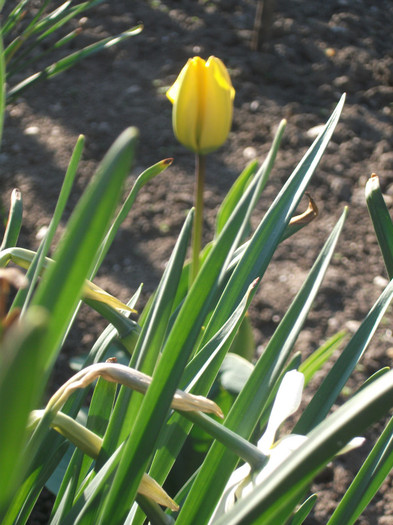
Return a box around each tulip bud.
[167,56,235,155]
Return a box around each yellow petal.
[209,56,235,100]
[199,56,234,154]
[167,57,202,152]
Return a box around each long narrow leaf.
[93,158,173,276]
[129,281,257,525]
[299,330,347,386]
[6,26,143,103]
[176,207,347,525]
[13,135,85,312]
[0,309,48,518]
[215,160,258,236]
[31,127,137,374]
[200,96,345,350]
[295,277,393,434]
[289,494,318,525]
[98,209,194,465]
[327,414,393,525]
[365,173,393,279]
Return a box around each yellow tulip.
[167,56,235,155]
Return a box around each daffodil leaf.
[97,209,194,466]
[365,173,393,280]
[92,158,173,276]
[0,309,47,517]
[327,414,393,525]
[10,135,84,313]
[299,330,347,386]
[7,26,143,103]
[228,314,256,361]
[2,130,137,525]
[31,128,137,374]
[289,494,318,525]
[198,96,345,352]
[295,277,393,434]
[93,119,283,522]
[129,281,257,525]
[358,367,390,392]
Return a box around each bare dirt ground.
[2,0,393,523]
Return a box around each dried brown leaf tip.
[289,193,318,226]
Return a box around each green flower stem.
[181,410,267,471]
[190,154,206,284]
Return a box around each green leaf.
[228,314,255,361]
[6,25,143,102]
[365,173,393,279]
[295,277,393,434]
[93,158,173,276]
[59,445,124,524]
[218,353,254,394]
[31,127,137,375]
[46,442,78,497]
[2,436,69,525]
[12,135,84,312]
[327,414,393,525]
[359,367,390,392]
[129,281,257,525]
[199,96,345,351]
[1,1,31,35]
[289,494,317,525]
[299,330,347,386]
[94,113,282,522]
[0,308,48,518]
[51,379,116,521]
[97,209,194,467]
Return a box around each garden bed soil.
[2,1,393,523]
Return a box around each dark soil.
[2,0,393,523]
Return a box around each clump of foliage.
[2,5,393,525]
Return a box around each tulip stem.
[190,153,206,284]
